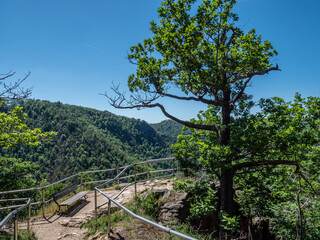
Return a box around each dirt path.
[25,179,173,240]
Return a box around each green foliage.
[0,103,55,149]
[168,222,215,240]
[124,3,279,237]
[0,231,37,240]
[174,178,217,220]
[151,120,183,142]
[81,196,212,240]
[0,156,38,192]
[0,100,56,193]
[2,99,179,180]
[219,211,239,234]
[174,94,320,238]
[134,190,159,218]
[127,0,277,99]
[80,208,130,238]
[81,191,160,238]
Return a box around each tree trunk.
[219,90,235,239]
[220,168,235,216]
[219,168,235,239]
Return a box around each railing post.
[107,200,111,237]
[27,200,31,232]
[94,189,98,225]
[147,160,150,179]
[176,159,179,174]
[14,217,18,240]
[42,187,45,218]
[117,168,119,185]
[134,164,137,195]
[172,158,175,178]
[80,173,83,191]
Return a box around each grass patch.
[81,190,216,239]
[0,230,36,240]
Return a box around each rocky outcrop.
[158,192,190,224]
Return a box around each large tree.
[173,94,320,238]
[105,0,306,238]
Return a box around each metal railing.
[0,158,178,213]
[94,158,198,240]
[0,198,31,240]
[0,157,196,239]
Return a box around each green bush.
[134,190,159,219]
[174,178,217,220]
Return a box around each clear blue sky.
[1,0,320,123]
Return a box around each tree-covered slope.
[150,120,183,142]
[1,99,180,180]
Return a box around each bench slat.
[59,191,88,206]
[54,184,78,200]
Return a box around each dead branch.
[230,65,281,83]
[103,87,220,133]
[0,71,32,100]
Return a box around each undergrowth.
[80,190,213,239]
[0,231,36,240]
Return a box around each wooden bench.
[53,184,88,212]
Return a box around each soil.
[12,179,173,240]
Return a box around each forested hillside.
[0,99,181,181]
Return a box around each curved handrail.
[94,159,196,240]
[0,157,176,196]
[96,188,197,240]
[0,198,31,230]
[0,157,189,238]
[0,157,179,225]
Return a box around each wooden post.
[27,201,31,232]
[14,217,18,240]
[147,160,150,179]
[107,200,111,237]
[134,164,137,195]
[172,158,175,178]
[80,173,83,191]
[117,168,119,185]
[176,159,179,174]
[94,189,98,225]
[42,188,45,218]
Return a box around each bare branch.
[150,103,220,132]
[0,71,32,100]
[299,172,318,195]
[229,65,281,108]
[230,65,281,83]
[104,87,220,132]
[226,27,237,47]
[0,71,15,81]
[230,76,253,108]
[150,90,221,106]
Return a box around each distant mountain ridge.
[1,99,182,181]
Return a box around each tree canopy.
[0,100,56,194]
[107,0,320,238]
[2,99,179,181]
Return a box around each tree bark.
[219,167,235,239]
[220,168,235,217]
[219,90,235,239]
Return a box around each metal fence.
[0,157,196,239]
[94,158,198,240]
[0,198,31,240]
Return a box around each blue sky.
[1,0,319,123]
